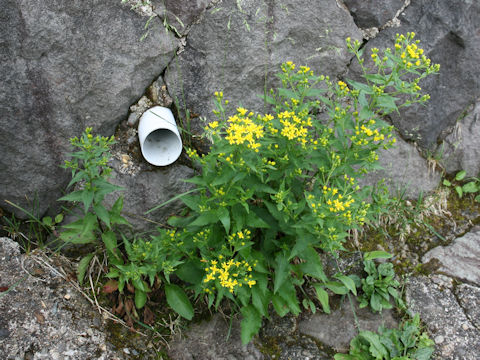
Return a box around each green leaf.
[135,289,147,309]
[455,185,463,198]
[101,231,118,257]
[58,190,85,203]
[217,207,230,233]
[376,95,399,112]
[455,170,466,181]
[324,281,348,295]
[94,203,111,228]
[252,285,270,317]
[358,331,389,358]
[60,213,98,244]
[273,253,290,294]
[176,261,204,285]
[347,79,373,94]
[165,284,194,320]
[81,189,94,212]
[313,284,330,314]
[54,214,64,224]
[278,281,301,315]
[190,211,219,227]
[442,179,451,187]
[240,305,262,344]
[334,274,357,296]
[475,194,480,202]
[77,254,94,285]
[364,251,393,261]
[462,181,479,193]
[297,247,327,282]
[272,294,289,317]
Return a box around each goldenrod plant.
[59,34,439,345]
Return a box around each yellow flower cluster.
[227,229,252,247]
[193,229,211,244]
[282,61,296,72]
[337,81,350,95]
[203,257,257,293]
[278,110,310,144]
[225,109,264,152]
[351,120,386,145]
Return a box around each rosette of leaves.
[335,314,435,360]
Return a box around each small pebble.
[435,335,445,344]
[462,323,469,330]
[64,294,71,300]
[100,344,107,352]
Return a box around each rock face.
[349,0,480,149]
[440,99,480,177]
[406,275,480,360]
[168,314,264,360]
[359,133,441,199]
[0,237,156,359]
[422,226,480,285]
[343,0,404,28]
[165,0,363,134]
[0,0,177,218]
[298,298,398,352]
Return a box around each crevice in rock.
[450,280,480,332]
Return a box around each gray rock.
[359,133,441,199]
[152,0,210,36]
[0,0,177,218]
[455,283,480,330]
[104,120,194,232]
[439,99,480,177]
[0,237,156,359]
[422,227,480,286]
[343,0,404,28]
[348,0,480,149]
[165,0,362,135]
[406,275,480,360]
[167,313,264,360]
[298,298,398,352]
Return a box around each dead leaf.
[0,286,9,292]
[126,282,135,294]
[143,306,155,325]
[102,280,118,294]
[34,311,45,324]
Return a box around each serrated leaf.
[190,211,219,227]
[273,253,289,294]
[272,294,289,317]
[58,190,84,203]
[94,203,111,228]
[240,305,262,344]
[77,254,94,285]
[218,207,230,233]
[135,289,147,309]
[297,247,327,282]
[165,284,194,320]
[313,284,330,314]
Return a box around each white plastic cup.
[138,106,182,166]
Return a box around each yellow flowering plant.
[144,33,439,343]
